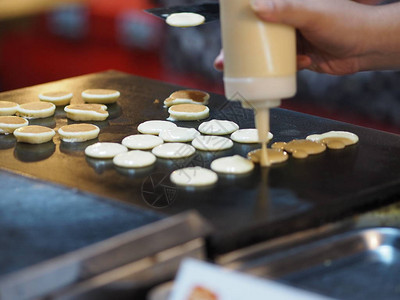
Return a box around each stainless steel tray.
[220,227,400,300]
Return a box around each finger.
[214,49,224,71]
[352,0,383,4]
[297,55,312,70]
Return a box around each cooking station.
[1,71,400,299]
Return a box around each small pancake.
[85,142,128,159]
[159,127,200,142]
[137,120,177,135]
[14,125,55,144]
[39,91,73,106]
[64,104,109,121]
[170,167,218,187]
[59,123,100,142]
[152,142,195,159]
[198,119,239,135]
[122,134,164,150]
[247,148,289,165]
[168,104,209,121]
[17,102,55,119]
[306,131,359,150]
[164,90,209,107]
[166,12,205,27]
[211,155,254,174]
[231,128,273,144]
[113,150,156,168]
[0,116,29,134]
[192,135,233,151]
[81,89,120,104]
[0,101,19,116]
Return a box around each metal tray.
[220,227,400,300]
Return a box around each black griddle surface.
[1,71,400,254]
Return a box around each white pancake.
[81,89,120,104]
[211,155,254,174]
[306,131,359,144]
[85,142,128,159]
[168,104,209,121]
[198,119,239,135]
[231,128,274,144]
[17,102,56,119]
[113,150,156,168]
[166,12,205,27]
[0,101,19,116]
[122,134,163,150]
[13,125,55,144]
[170,167,217,187]
[152,143,195,159]
[39,91,73,106]
[137,120,177,135]
[0,116,29,134]
[58,123,100,142]
[159,127,200,142]
[192,135,233,151]
[64,104,109,121]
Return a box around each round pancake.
[170,167,217,187]
[137,120,177,135]
[0,101,19,116]
[211,155,254,174]
[0,116,29,134]
[168,104,209,121]
[85,142,128,159]
[59,123,100,142]
[166,12,205,27]
[192,135,233,151]
[306,131,359,150]
[198,119,239,135]
[14,125,55,144]
[122,134,164,150]
[81,89,120,104]
[113,150,156,168]
[17,102,56,119]
[231,128,273,143]
[159,127,200,142]
[39,91,73,106]
[152,143,195,159]
[64,104,108,121]
[164,90,209,107]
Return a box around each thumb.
[250,0,316,29]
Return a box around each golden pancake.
[168,104,209,121]
[0,101,19,116]
[14,125,55,144]
[17,102,56,119]
[0,116,29,134]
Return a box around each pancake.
[113,150,156,168]
[166,12,205,27]
[64,104,108,121]
[17,102,56,119]
[159,127,200,142]
[306,131,359,150]
[137,120,177,135]
[81,89,120,104]
[0,116,29,134]
[247,148,289,165]
[198,119,239,135]
[168,104,209,121]
[13,125,55,144]
[211,155,254,174]
[192,135,233,151]
[170,167,218,187]
[272,139,326,159]
[58,123,100,142]
[152,142,195,159]
[164,90,209,107]
[231,128,273,144]
[39,91,73,106]
[85,142,128,159]
[122,134,164,150]
[0,101,19,116]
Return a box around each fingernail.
[250,0,272,11]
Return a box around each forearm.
[360,3,400,71]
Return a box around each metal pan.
[220,227,400,300]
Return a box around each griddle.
[1,70,400,255]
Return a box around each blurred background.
[1,0,400,133]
